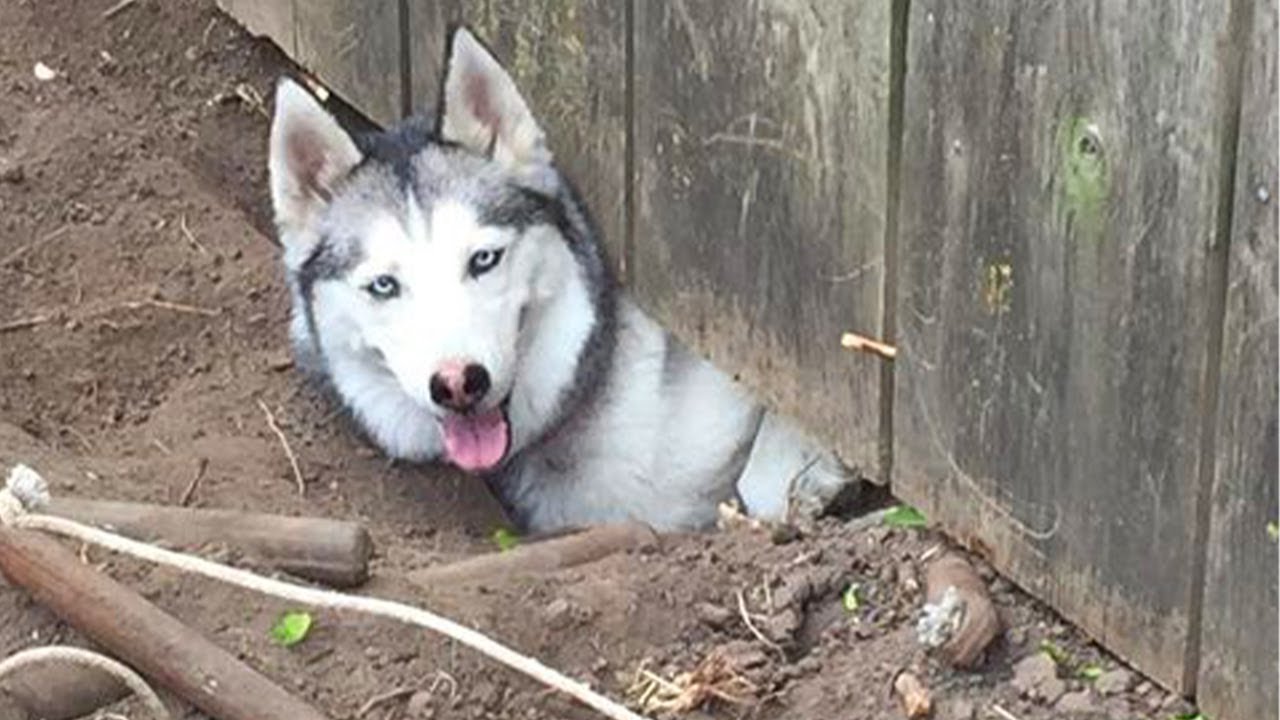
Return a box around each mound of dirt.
[0,1,1190,718]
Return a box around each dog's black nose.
[430,363,490,411]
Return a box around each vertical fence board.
[215,0,296,56]
[1198,0,1279,716]
[631,1,892,471]
[407,1,628,266]
[894,2,1239,691]
[294,0,403,127]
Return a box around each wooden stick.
[408,522,658,588]
[892,670,932,719]
[0,527,332,720]
[46,497,373,588]
[840,332,897,360]
[0,661,129,720]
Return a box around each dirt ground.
[0,2,1201,719]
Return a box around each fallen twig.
[178,215,209,255]
[840,331,898,360]
[735,589,783,655]
[120,299,221,317]
[0,316,49,334]
[1,225,71,269]
[178,457,208,507]
[256,399,306,496]
[357,686,416,718]
[991,704,1022,720]
[102,0,138,19]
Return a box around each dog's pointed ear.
[269,78,363,238]
[438,28,552,176]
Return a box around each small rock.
[266,352,294,372]
[1040,676,1067,705]
[716,639,767,669]
[544,598,572,626]
[1095,668,1132,696]
[693,601,733,629]
[770,523,802,545]
[1056,690,1098,715]
[893,671,932,719]
[0,163,24,184]
[941,698,976,720]
[1012,653,1065,704]
[406,689,434,717]
[33,61,58,81]
[1007,627,1027,648]
[795,656,822,674]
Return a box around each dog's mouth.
[439,397,511,474]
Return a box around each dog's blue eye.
[366,274,400,299]
[468,248,505,278]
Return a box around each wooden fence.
[217,1,1278,717]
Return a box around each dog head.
[268,29,609,473]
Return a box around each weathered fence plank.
[1198,0,1279,716]
[631,1,892,472]
[407,1,628,265]
[294,0,403,127]
[894,1,1240,692]
[214,0,295,56]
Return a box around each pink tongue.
[441,407,509,473]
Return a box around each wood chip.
[893,671,932,718]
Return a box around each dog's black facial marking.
[297,235,365,305]
[479,186,571,235]
[354,115,436,189]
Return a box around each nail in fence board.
[294,0,404,127]
[407,1,628,266]
[631,1,892,471]
[894,1,1238,692]
[1198,0,1279,716]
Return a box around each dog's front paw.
[785,452,865,522]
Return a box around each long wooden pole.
[0,527,332,720]
[47,497,372,587]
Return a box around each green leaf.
[1171,713,1206,720]
[492,527,520,552]
[270,610,312,647]
[882,505,928,529]
[1039,639,1070,666]
[1078,664,1104,680]
[841,583,862,613]
[1267,522,1278,542]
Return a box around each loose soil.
[0,2,1195,719]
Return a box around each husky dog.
[267,28,859,532]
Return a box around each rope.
[1,464,649,720]
[0,645,171,720]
